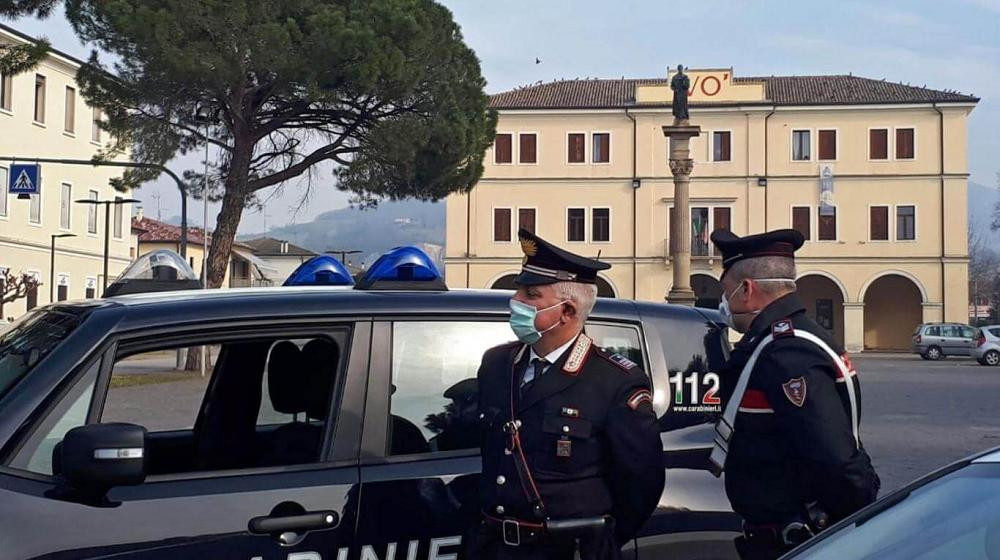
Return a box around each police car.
[782,445,1000,559]
[0,247,739,559]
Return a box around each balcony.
[663,238,719,267]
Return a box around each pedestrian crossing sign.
[9,163,41,199]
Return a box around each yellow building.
[445,68,979,352]
[1,23,134,319]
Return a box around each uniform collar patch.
[782,377,807,407]
[562,334,592,375]
[609,353,638,371]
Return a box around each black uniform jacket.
[721,293,879,525]
[476,332,665,544]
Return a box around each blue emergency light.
[355,246,447,291]
[283,255,355,287]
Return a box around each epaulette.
[597,347,639,373]
[771,319,795,338]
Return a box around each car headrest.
[301,338,339,421]
[267,341,307,415]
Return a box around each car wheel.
[924,346,943,360]
[985,350,1000,367]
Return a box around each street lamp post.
[75,196,141,293]
[50,233,76,302]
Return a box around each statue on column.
[671,64,690,122]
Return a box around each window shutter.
[518,208,536,234]
[713,207,731,232]
[870,129,888,159]
[792,207,811,240]
[818,207,837,241]
[568,134,585,163]
[870,206,889,240]
[818,130,836,160]
[896,128,914,159]
[714,132,731,161]
[494,134,512,164]
[493,208,512,241]
[519,133,537,164]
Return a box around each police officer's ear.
[560,300,578,322]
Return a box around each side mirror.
[53,423,147,504]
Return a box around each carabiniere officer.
[708,229,880,560]
[462,229,664,560]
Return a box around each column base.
[666,288,697,306]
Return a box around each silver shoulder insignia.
[562,334,593,375]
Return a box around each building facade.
[1,23,133,319]
[445,69,978,352]
[243,236,317,282]
[132,214,277,288]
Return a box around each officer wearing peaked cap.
[462,229,664,560]
[708,229,879,560]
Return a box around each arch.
[595,274,617,298]
[796,270,849,302]
[691,273,723,310]
[859,269,928,303]
[862,273,924,351]
[796,273,847,347]
[487,272,520,291]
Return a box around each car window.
[960,327,975,339]
[11,329,351,478]
[99,332,349,475]
[925,326,941,337]
[0,308,86,401]
[990,328,1000,338]
[387,321,646,456]
[790,464,1000,560]
[939,326,959,337]
[7,360,99,475]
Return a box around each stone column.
[843,302,865,354]
[663,122,701,306]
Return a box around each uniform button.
[504,448,513,455]
[496,505,505,515]
[514,420,522,428]
[479,413,485,420]
[562,425,570,433]
[496,475,506,485]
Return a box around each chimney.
[136,207,144,221]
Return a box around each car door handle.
[248,510,340,535]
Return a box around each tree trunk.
[205,133,253,289]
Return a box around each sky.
[5,0,999,233]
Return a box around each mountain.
[969,181,1000,244]
[241,199,445,267]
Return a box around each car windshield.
[790,462,1000,560]
[0,308,86,401]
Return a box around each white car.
[973,325,1000,367]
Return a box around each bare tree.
[969,218,1000,324]
[0,270,41,319]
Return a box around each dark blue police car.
[0,248,739,559]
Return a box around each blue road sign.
[8,164,41,196]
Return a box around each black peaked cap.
[515,228,611,286]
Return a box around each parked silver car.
[973,325,1000,366]
[911,322,976,360]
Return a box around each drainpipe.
[933,102,945,319]
[626,108,638,299]
[762,108,776,231]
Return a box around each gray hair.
[553,281,598,322]
[726,257,798,297]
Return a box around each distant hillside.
[970,181,1000,244]
[241,200,445,267]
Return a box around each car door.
[0,321,370,560]
[923,325,943,352]
[354,317,657,557]
[959,326,976,355]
